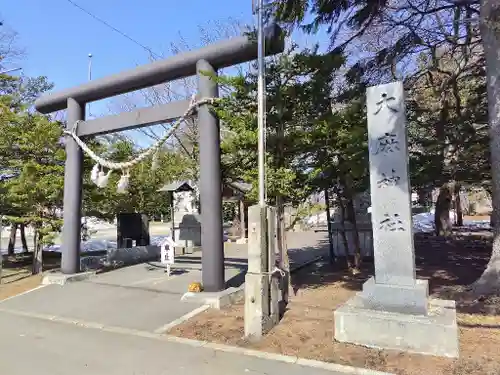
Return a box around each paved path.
[0,231,361,375]
[0,309,349,375]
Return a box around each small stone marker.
[333,81,459,358]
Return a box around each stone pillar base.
[360,277,429,315]
[334,295,459,358]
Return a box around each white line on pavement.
[0,284,47,304]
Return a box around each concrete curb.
[163,337,393,374]
[295,357,393,375]
[42,271,96,285]
[169,336,394,375]
[153,305,210,333]
[0,306,394,375]
[180,285,245,309]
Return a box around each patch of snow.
[412,210,490,233]
[82,217,116,231]
[306,211,334,226]
[304,209,490,234]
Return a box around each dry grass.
[0,252,56,301]
[169,277,500,375]
[168,229,500,375]
[0,273,43,301]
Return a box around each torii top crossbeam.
[35,24,284,114]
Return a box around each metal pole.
[81,54,92,236]
[61,98,85,274]
[87,53,92,117]
[197,59,225,292]
[170,192,175,241]
[256,0,266,207]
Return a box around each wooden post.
[239,199,246,238]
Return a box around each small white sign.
[160,237,176,265]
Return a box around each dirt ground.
[0,273,43,301]
[464,215,490,221]
[0,251,60,300]
[168,229,500,375]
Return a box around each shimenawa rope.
[62,95,218,193]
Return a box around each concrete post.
[61,98,85,274]
[244,205,270,339]
[197,59,225,292]
[244,204,280,339]
[267,206,280,324]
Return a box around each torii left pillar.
[197,59,225,292]
[61,98,85,274]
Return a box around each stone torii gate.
[35,25,284,292]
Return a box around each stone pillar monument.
[333,81,459,357]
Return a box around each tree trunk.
[7,223,17,256]
[417,188,431,208]
[346,195,362,272]
[454,182,464,227]
[32,230,43,275]
[324,188,335,264]
[473,0,500,294]
[435,183,453,237]
[20,223,29,253]
[337,192,352,269]
[341,174,362,272]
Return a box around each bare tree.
[107,17,251,153]
[0,22,24,70]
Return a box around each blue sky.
[3,0,254,89]
[2,0,328,144]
